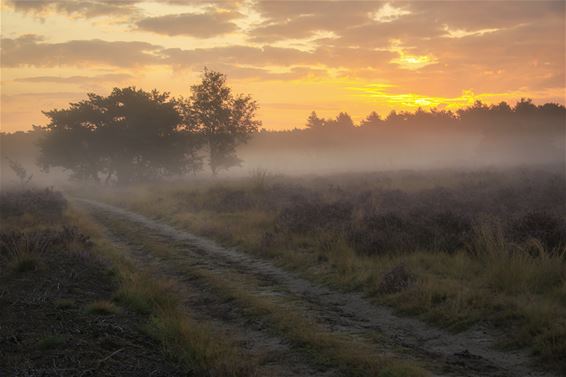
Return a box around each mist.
[2,98,564,188]
[4,1,566,376]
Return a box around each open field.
[0,189,259,376]
[0,189,185,376]
[63,166,566,376]
[2,2,565,376]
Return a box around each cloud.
[1,35,162,68]
[369,3,412,23]
[1,1,564,99]
[5,0,140,18]
[409,0,564,30]
[248,1,385,43]
[136,10,241,38]
[162,44,394,73]
[163,45,313,67]
[15,73,133,85]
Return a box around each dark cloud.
[162,44,394,73]
[249,0,564,50]
[136,10,241,38]
[1,35,162,67]
[162,45,312,68]
[408,0,564,30]
[249,1,385,43]
[15,73,133,85]
[5,0,140,18]
[2,1,563,92]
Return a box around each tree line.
[36,69,261,184]
[7,81,565,184]
[301,99,565,163]
[306,99,565,131]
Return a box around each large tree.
[188,69,262,175]
[38,87,199,184]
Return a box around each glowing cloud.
[388,40,438,70]
[442,25,500,38]
[370,3,412,23]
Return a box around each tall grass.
[68,208,257,377]
[77,167,566,371]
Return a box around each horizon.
[2,0,565,133]
[2,4,566,376]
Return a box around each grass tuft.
[85,300,120,315]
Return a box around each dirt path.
[75,198,557,377]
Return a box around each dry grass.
[85,300,120,315]
[81,169,566,372]
[100,214,429,377]
[67,208,257,377]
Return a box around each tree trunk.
[104,170,114,185]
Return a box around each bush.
[276,200,353,234]
[511,212,566,251]
[0,188,67,221]
[0,226,92,261]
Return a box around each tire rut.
[88,209,338,377]
[76,198,557,377]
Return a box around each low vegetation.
[0,189,186,376]
[68,203,258,376]
[97,215,427,377]
[95,166,566,372]
[0,188,254,376]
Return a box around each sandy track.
[76,198,557,377]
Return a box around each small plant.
[249,168,270,192]
[3,156,33,185]
[0,188,67,221]
[85,300,120,315]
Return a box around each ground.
[70,196,560,377]
[0,232,184,377]
[2,170,564,377]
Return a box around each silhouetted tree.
[360,111,382,127]
[188,69,261,175]
[38,87,198,183]
[332,112,355,128]
[306,111,325,128]
[38,99,106,182]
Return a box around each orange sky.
[1,0,565,132]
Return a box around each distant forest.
[1,98,565,183]
[243,99,565,174]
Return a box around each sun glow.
[348,86,528,110]
[388,41,438,70]
[1,0,563,132]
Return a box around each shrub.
[348,213,413,256]
[0,227,92,265]
[276,200,353,234]
[0,188,67,221]
[511,212,566,251]
[0,226,92,256]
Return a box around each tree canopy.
[37,69,261,183]
[188,69,262,175]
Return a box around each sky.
[1,0,565,132]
